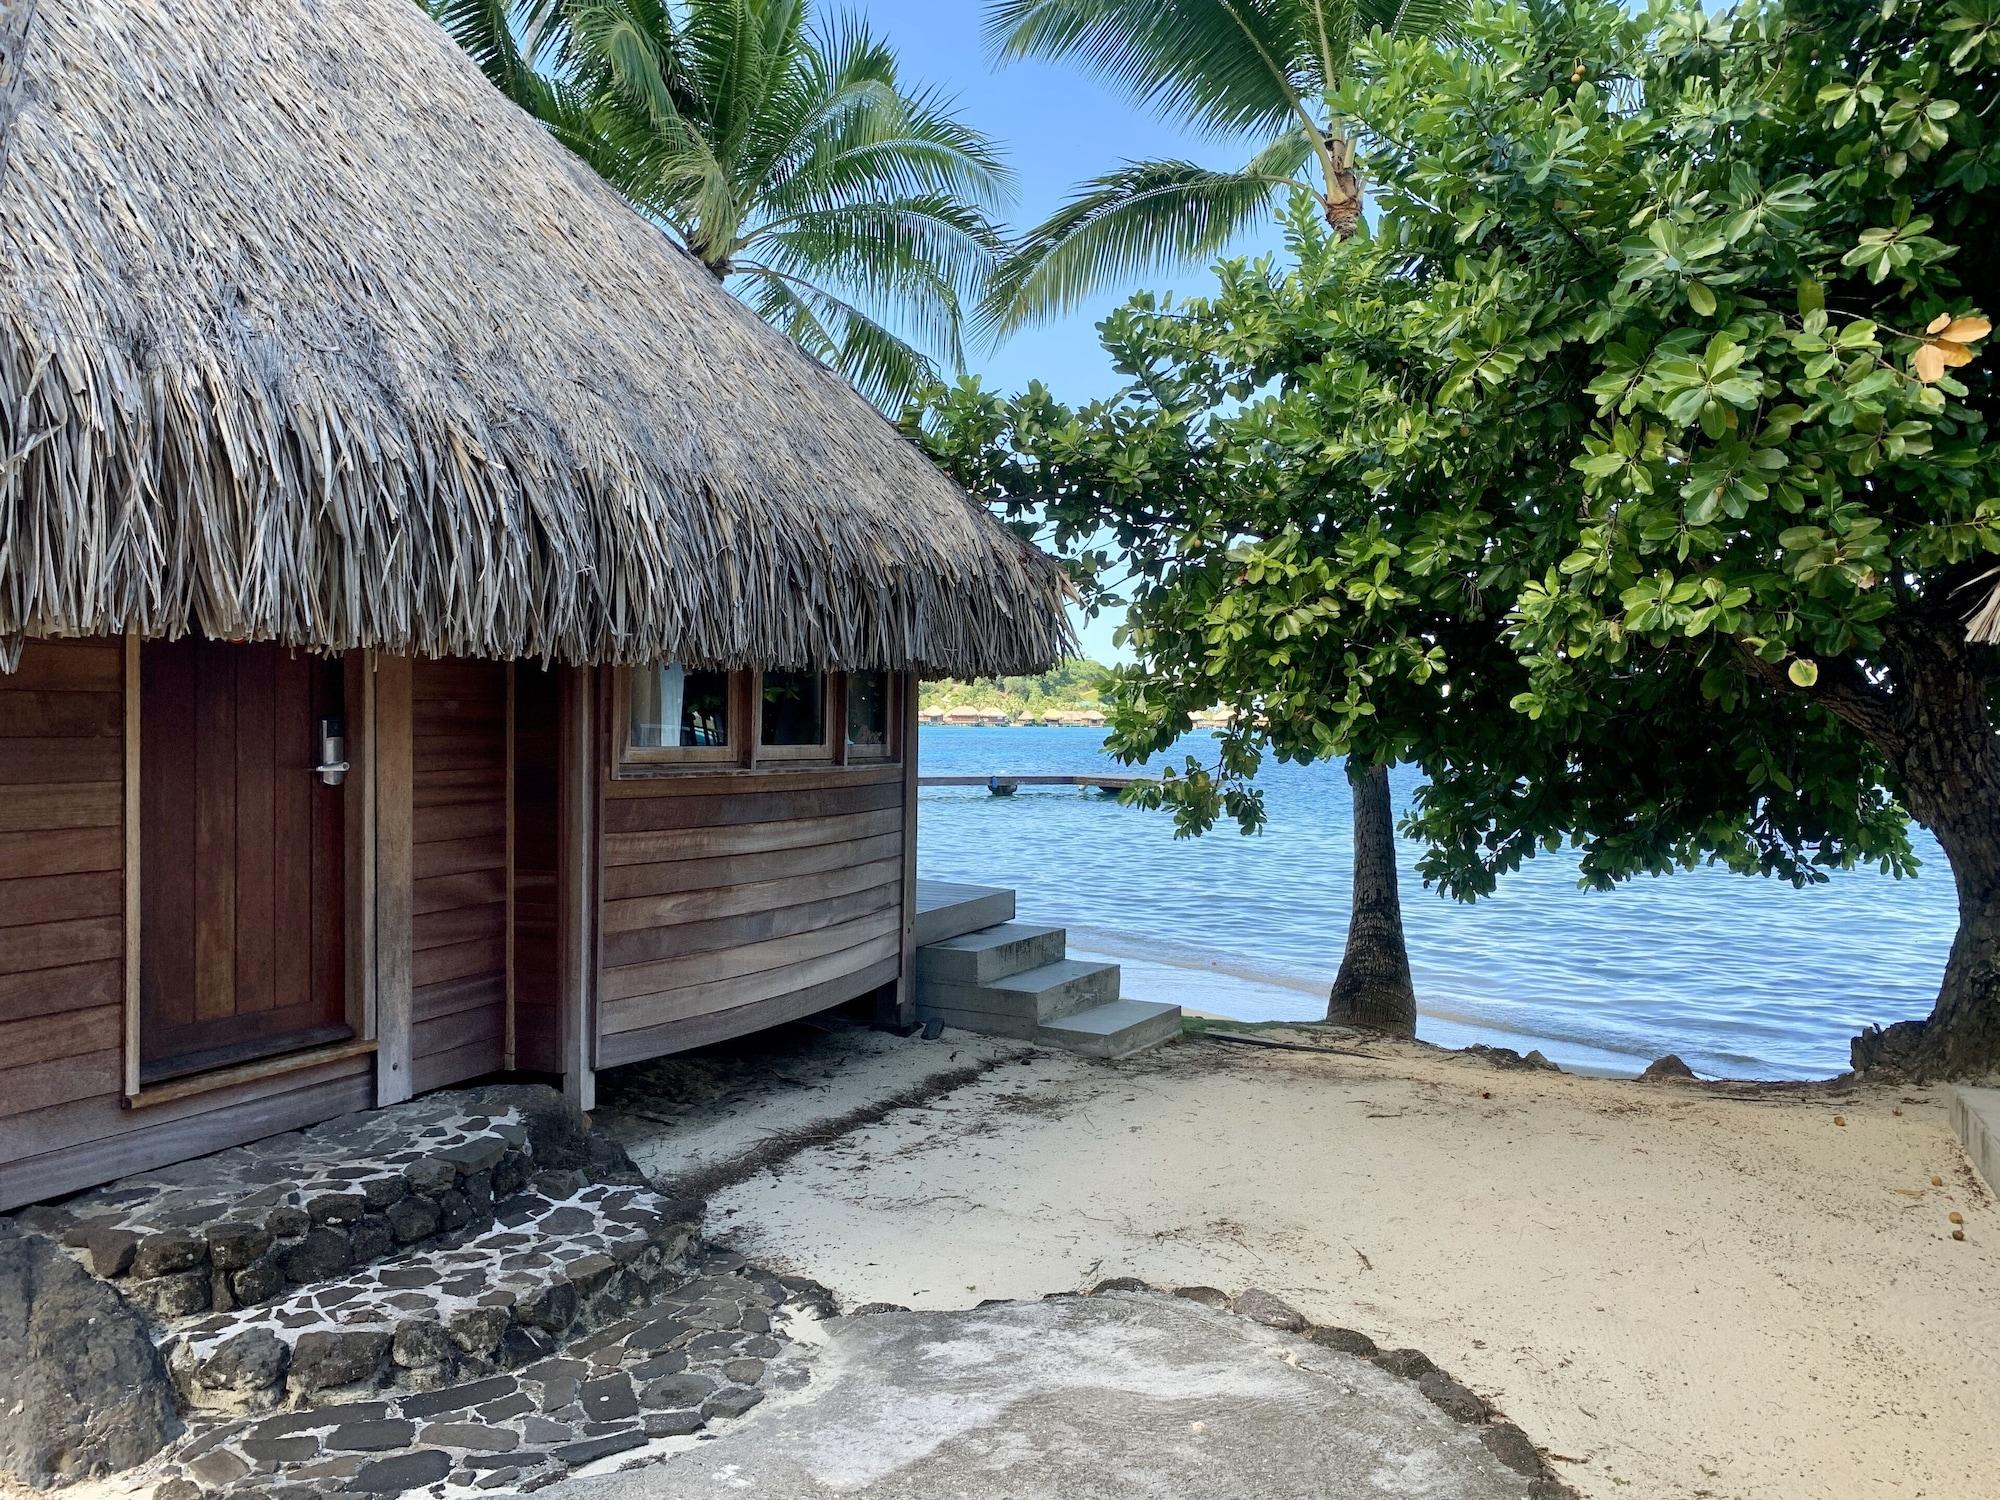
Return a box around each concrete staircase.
[913,882,1181,1059]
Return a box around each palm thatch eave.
[1965,571,2000,648]
[0,0,1072,677]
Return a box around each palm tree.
[989,0,1463,1034]
[427,0,1013,409]
[980,0,1463,334]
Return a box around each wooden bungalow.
[0,0,1070,1211]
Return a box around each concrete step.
[1953,1087,1999,1193]
[1038,999,1183,1060]
[917,922,1067,986]
[914,881,1016,946]
[917,958,1121,1040]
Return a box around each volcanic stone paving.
[165,1184,701,1413]
[145,1251,816,1499]
[16,1090,568,1322]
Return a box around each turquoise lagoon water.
[914,725,1961,1080]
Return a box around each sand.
[613,1027,2000,1500]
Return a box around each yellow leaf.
[1942,315,1991,344]
[1915,342,1946,383]
[1941,342,1975,368]
[1927,312,1954,334]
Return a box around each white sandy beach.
[609,1026,2000,1500]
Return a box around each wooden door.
[139,639,349,1083]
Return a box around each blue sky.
[855,0,1282,401]
[852,1,1280,659]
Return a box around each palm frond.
[982,135,1312,334]
[748,195,1001,365]
[431,0,1005,407]
[425,0,564,106]
[738,264,944,410]
[985,0,1318,138]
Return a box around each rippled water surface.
[914,726,1959,1080]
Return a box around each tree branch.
[1735,641,1902,757]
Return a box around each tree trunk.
[1849,621,2000,1080]
[1326,761,1417,1035]
[1320,133,1363,240]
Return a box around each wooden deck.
[918,774,1137,796]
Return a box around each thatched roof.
[0,0,1071,675]
[1968,573,2000,645]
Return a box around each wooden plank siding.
[0,639,130,1194]
[595,756,910,1069]
[0,639,379,1211]
[408,659,511,1094]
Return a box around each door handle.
[317,716,349,786]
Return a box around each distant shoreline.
[918,714,1229,729]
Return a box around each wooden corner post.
[886,670,921,1030]
[373,655,414,1105]
[556,666,598,1111]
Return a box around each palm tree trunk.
[1320,133,1362,239]
[1326,761,1417,1035]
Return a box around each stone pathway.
[146,1251,825,1499]
[166,1184,702,1413]
[17,1087,596,1323]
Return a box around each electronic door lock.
[316,715,349,786]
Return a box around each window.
[758,670,832,760]
[625,661,736,762]
[846,672,894,759]
[614,666,898,772]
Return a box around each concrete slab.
[914,880,1016,945]
[1039,998,1185,1059]
[538,1293,1540,1500]
[1953,1086,2000,1193]
[916,922,1067,985]
[918,958,1121,1027]
[594,1020,1040,1193]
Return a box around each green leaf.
[1687,281,1717,317]
[1787,659,1819,688]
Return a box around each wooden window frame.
[613,664,750,770]
[609,666,903,776]
[841,671,900,764]
[753,669,838,765]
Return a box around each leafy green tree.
[925,0,2000,1078]
[427,0,1012,407]
[979,0,1466,335]
[975,0,1466,1032]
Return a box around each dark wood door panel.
[140,639,348,1082]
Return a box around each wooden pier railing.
[918,774,1138,797]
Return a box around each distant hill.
[919,660,1228,728]
[918,659,1112,726]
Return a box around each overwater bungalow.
[0,0,1069,1210]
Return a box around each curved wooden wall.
[595,764,908,1067]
